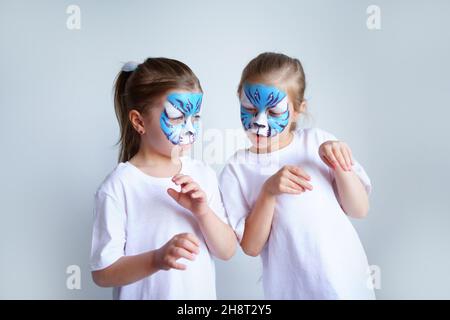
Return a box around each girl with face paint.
[90,58,236,300]
[220,53,375,299]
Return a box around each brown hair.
[114,57,202,163]
[237,52,306,130]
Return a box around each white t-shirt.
[219,128,375,300]
[90,156,227,300]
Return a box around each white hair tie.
[122,61,139,72]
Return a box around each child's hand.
[263,165,313,196]
[318,140,354,171]
[155,233,200,271]
[167,174,209,218]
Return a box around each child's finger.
[176,238,200,254]
[342,146,352,171]
[168,258,187,270]
[176,236,200,254]
[178,233,201,247]
[286,179,305,192]
[322,154,335,169]
[181,182,199,194]
[323,147,338,169]
[287,166,311,180]
[172,247,196,261]
[332,147,347,171]
[173,175,192,185]
[280,176,304,192]
[172,173,188,180]
[280,184,303,194]
[167,188,181,200]
[287,172,313,191]
[190,190,206,199]
[346,145,354,166]
[172,175,193,185]
[172,173,183,180]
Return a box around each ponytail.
[114,69,141,163]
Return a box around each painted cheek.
[160,111,182,145]
[240,107,253,130]
[268,109,290,134]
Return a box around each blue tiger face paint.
[160,92,202,145]
[240,83,289,137]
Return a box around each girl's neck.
[129,146,182,178]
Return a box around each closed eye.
[268,97,288,116]
[242,105,257,113]
[268,109,285,116]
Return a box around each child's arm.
[168,174,237,260]
[240,187,276,257]
[319,140,370,218]
[196,208,237,260]
[92,233,200,287]
[241,166,313,256]
[332,166,369,218]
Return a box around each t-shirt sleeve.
[90,191,127,271]
[317,128,372,195]
[218,164,250,242]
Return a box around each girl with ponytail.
[90,58,236,300]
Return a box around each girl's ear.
[299,100,307,113]
[129,109,146,135]
[290,100,307,131]
[291,99,307,118]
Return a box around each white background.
[1,0,449,299]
